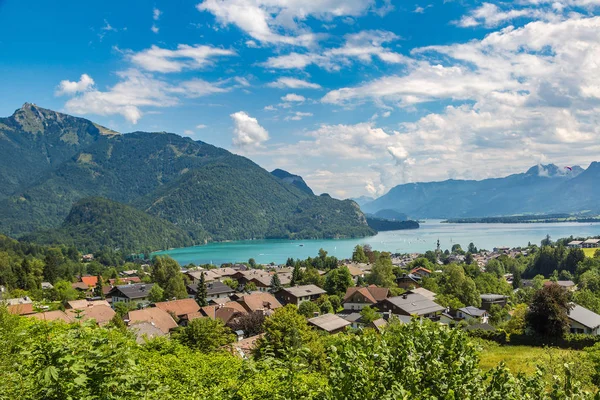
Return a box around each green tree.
[572,289,600,314]
[299,267,324,287]
[526,283,573,338]
[468,242,478,254]
[436,264,481,307]
[248,258,257,269]
[503,303,527,334]
[368,253,395,288]
[152,257,187,300]
[223,278,239,290]
[195,272,208,307]
[148,284,164,303]
[290,263,303,287]
[298,301,320,318]
[359,306,379,324]
[324,266,354,296]
[173,318,235,353]
[352,245,369,263]
[94,273,104,299]
[270,273,282,293]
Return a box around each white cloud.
[196,0,377,46]
[262,30,407,70]
[153,8,162,20]
[129,44,235,73]
[184,129,194,136]
[281,93,305,102]
[267,77,321,89]
[264,105,276,111]
[456,3,537,27]
[56,74,95,95]
[151,25,159,34]
[284,111,313,120]
[196,124,207,129]
[60,69,238,124]
[231,111,269,147]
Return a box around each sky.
[1,0,600,199]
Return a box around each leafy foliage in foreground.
[1,305,597,400]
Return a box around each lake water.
[153,220,600,266]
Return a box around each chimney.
[402,293,408,299]
[313,311,320,317]
[383,310,392,321]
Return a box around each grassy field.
[583,248,597,257]
[475,339,596,390]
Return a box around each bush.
[465,329,508,345]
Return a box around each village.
[4,236,600,357]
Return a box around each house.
[154,298,200,323]
[199,302,248,324]
[342,285,389,311]
[308,313,351,334]
[343,264,367,282]
[370,318,388,333]
[108,283,154,306]
[66,305,115,326]
[237,292,282,313]
[376,293,444,318]
[82,254,94,262]
[480,294,508,311]
[568,304,600,335]
[41,282,54,290]
[187,281,236,302]
[230,334,265,358]
[128,321,166,343]
[395,273,421,289]
[275,285,326,306]
[66,299,111,309]
[456,306,489,323]
[410,267,431,278]
[27,310,74,323]
[338,312,365,329]
[568,240,584,249]
[126,307,178,334]
[108,277,141,285]
[544,280,576,291]
[407,287,437,301]
[3,296,35,315]
[80,276,99,287]
[583,239,600,248]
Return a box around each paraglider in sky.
[564,166,572,171]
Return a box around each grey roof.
[407,288,436,301]
[283,285,326,298]
[110,283,154,299]
[385,293,445,316]
[308,313,351,332]
[459,306,487,317]
[569,303,600,329]
[480,294,508,301]
[188,281,235,296]
[339,312,363,323]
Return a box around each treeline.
[445,214,600,224]
[1,305,598,399]
[365,217,419,231]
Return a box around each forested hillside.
[0,104,374,251]
[22,197,194,253]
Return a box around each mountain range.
[362,163,600,218]
[0,104,374,252]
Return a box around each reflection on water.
[153,220,600,265]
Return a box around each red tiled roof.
[7,303,35,315]
[155,299,200,317]
[80,276,98,287]
[127,308,178,334]
[66,305,115,326]
[27,310,73,323]
[238,293,282,312]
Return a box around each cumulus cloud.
[456,3,538,27]
[129,44,235,73]
[60,69,238,124]
[231,111,270,147]
[196,0,378,46]
[262,30,406,70]
[284,111,313,120]
[153,8,161,20]
[196,124,207,129]
[267,77,321,89]
[281,93,305,102]
[56,74,95,95]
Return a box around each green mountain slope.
[271,168,314,195]
[0,105,374,246]
[23,197,194,253]
[0,103,116,198]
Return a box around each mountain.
[0,104,374,247]
[0,103,116,198]
[350,195,375,206]
[271,168,314,195]
[363,163,599,218]
[22,197,194,253]
[370,209,408,221]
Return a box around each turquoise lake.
[153,220,600,265]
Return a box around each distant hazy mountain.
[370,209,408,221]
[0,104,374,247]
[271,168,314,195]
[362,163,598,218]
[350,195,375,206]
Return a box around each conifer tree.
[270,273,282,293]
[94,273,104,299]
[195,272,208,307]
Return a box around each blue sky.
[2,0,600,199]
